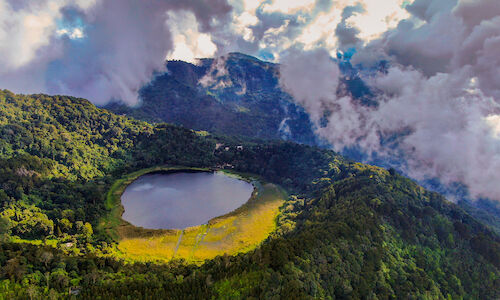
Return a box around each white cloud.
[56,27,85,39]
[279,46,500,202]
[276,1,500,203]
[485,115,500,139]
[0,0,232,105]
[0,0,98,72]
[261,0,316,14]
[297,10,342,50]
[167,11,218,63]
[346,0,410,42]
[0,0,59,71]
[242,0,262,13]
[222,0,413,60]
[279,48,341,122]
[234,11,259,41]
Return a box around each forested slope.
[0,90,499,299]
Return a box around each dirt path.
[172,230,184,257]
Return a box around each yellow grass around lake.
[103,167,286,264]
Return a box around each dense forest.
[0,89,499,299]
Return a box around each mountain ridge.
[105,52,320,145]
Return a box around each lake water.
[121,171,254,229]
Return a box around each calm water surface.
[121,172,253,229]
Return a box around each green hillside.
[0,90,499,299]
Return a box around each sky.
[0,0,499,203]
[0,0,412,104]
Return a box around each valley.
[0,90,498,299]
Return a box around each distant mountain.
[105,52,319,145]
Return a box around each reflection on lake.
[121,172,254,229]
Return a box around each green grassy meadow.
[100,167,287,263]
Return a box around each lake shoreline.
[98,165,286,264]
[121,171,254,229]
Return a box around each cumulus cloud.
[166,10,218,63]
[0,0,92,71]
[0,0,410,104]
[280,0,500,202]
[352,0,500,100]
[0,0,231,105]
[213,0,410,61]
[261,0,316,15]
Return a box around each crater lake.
[121,171,254,229]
